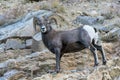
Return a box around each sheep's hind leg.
[94,44,107,65]
[81,41,99,67]
[89,44,99,67]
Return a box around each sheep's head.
[34,16,52,33]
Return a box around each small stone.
[26,39,32,48]
[90,10,99,17]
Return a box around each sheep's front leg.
[55,48,61,73]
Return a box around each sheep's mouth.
[41,28,47,33]
[41,26,47,33]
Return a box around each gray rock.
[101,28,120,41]
[31,33,46,52]
[73,16,104,25]
[0,15,7,26]
[0,77,7,80]
[16,18,35,37]
[25,39,32,48]
[73,15,109,32]
[0,59,17,70]
[0,18,34,41]
[5,39,25,50]
[0,10,52,41]
[33,32,42,41]
[0,43,5,53]
[3,69,25,80]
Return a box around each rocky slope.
[0,0,120,80]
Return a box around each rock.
[5,39,26,50]
[87,70,103,80]
[38,59,55,72]
[101,28,120,41]
[89,10,99,17]
[25,51,47,59]
[0,43,5,53]
[0,59,18,69]
[33,74,53,80]
[109,66,120,80]
[110,3,120,17]
[25,39,32,48]
[31,55,120,80]
[0,18,34,41]
[73,15,105,31]
[73,16,104,26]
[3,69,25,80]
[0,50,48,73]
[0,77,6,80]
[31,32,46,52]
[32,32,42,41]
[82,11,99,17]
[33,72,87,80]
[100,3,120,19]
[0,15,7,26]
[102,71,112,80]
[16,18,35,37]
[0,10,53,41]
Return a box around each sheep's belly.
[62,42,85,53]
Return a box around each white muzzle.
[41,25,47,33]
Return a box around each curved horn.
[33,16,38,33]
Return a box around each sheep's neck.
[42,29,56,46]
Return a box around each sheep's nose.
[42,27,45,29]
[41,25,46,29]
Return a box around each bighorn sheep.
[34,16,107,73]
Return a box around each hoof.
[94,63,99,67]
[47,70,56,73]
[55,69,60,73]
[47,69,60,73]
[103,60,107,65]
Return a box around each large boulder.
[0,10,53,41]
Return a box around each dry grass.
[40,0,65,13]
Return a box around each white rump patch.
[83,25,99,44]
